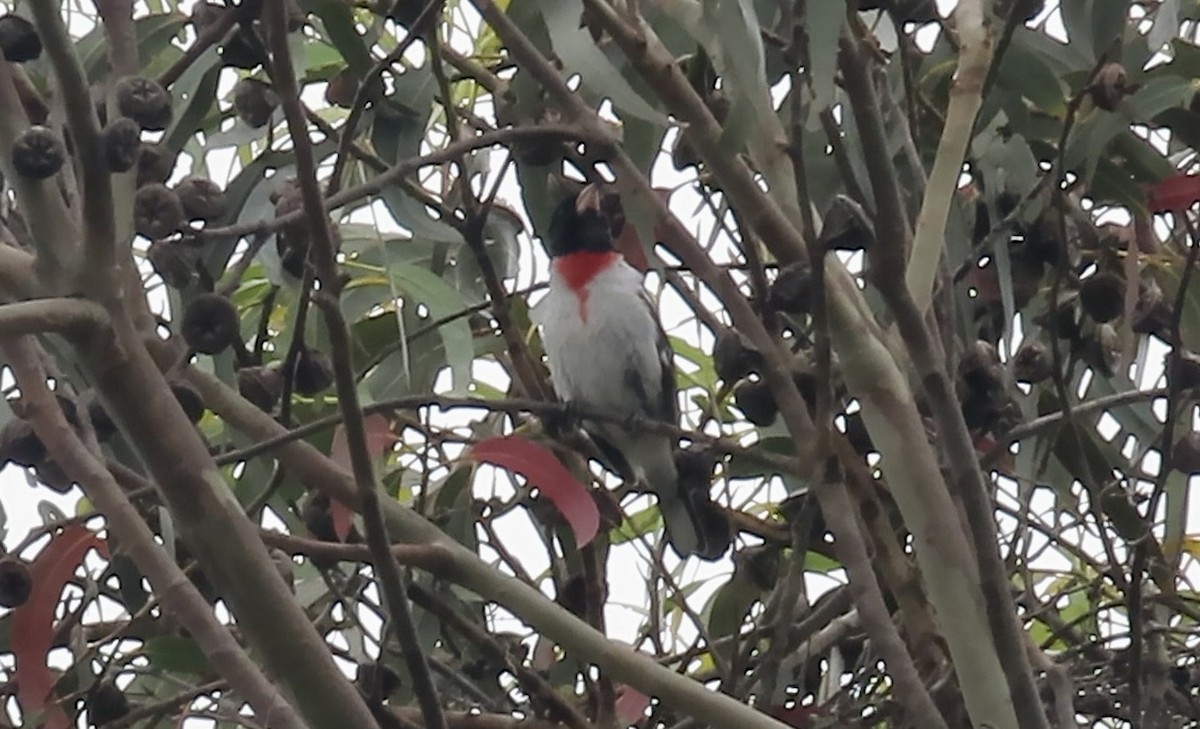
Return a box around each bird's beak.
[576,183,603,214]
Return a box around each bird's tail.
[635,439,730,560]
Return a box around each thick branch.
[840,29,1044,729]
[0,298,109,337]
[188,368,794,729]
[907,0,994,311]
[26,0,116,279]
[0,336,310,729]
[68,302,379,729]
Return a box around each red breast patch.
[554,251,620,323]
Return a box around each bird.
[532,183,730,560]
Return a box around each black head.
[547,184,614,258]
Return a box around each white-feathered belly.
[533,263,663,417]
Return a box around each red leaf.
[329,499,355,542]
[467,436,599,546]
[614,685,651,723]
[1146,173,1200,213]
[330,414,396,469]
[329,415,396,540]
[13,526,107,729]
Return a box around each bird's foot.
[621,411,650,434]
[545,401,582,438]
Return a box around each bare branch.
[263,7,447,729]
[0,335,310,729]
[0,298,109,337]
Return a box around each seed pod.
[1013,340,1053,384]
[713,327,763,383]
[0,14,41,62]
[190,2,225,33]
[959,340,1004,393]
[237,366,283,412]
[767,262,813,314]
[102,118,141,173]
[1133,280,1172,339]
[819,195,876,251]
[739,544,782,592]
[302,491,337,542]
[1079,272,1124,323]
[146,240,196,290]
[0,417,44,468]
[181,293,239,355]
[136,142,177,187]
[734,379,778,426]
[87,680,130,726]
[233,78,278,128]
[114,76,173,131]
[1092,62,1130,112]
[274,180,309,277]
[355,662,402,703]
[133,183,185,240]
[1079,323,1120,378]
[220,25,266,69]
[1172,431,1200,474]
[0,557,32,608]
[1167,350,1200,392]
[294,348,335,395]
[11,126,65,180]
[170,380,206,424]
[174,176,228,221]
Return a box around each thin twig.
[263,6,448,729]
[200,124,605,240]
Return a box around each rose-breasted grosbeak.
[533,184,730,560]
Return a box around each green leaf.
[303,0,375,76]
[1059,0,1095,61]
[164,50,222,150]
[1090,1,1131,60]
[705,573,761,640]
[142,636,211,675]
[1148,0,1181,51]
[1067,77,1197,181]
[382,263,475,395]
[77,13,187,82]
[536,0,665,123]
[806,2,844,114]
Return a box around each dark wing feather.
[642,289,678,424]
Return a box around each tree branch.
[839,28,1045,729]
[907,0,994,312]
[187,366,795,729]
[0,298,110,337]
[0,336,310,729]
[200,124,605,240]
[263,7,447,729]
[26,0,116,280]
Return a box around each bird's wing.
[640,288,678,424]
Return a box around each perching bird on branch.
[533,184,731,560]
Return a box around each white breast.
[533,261,664,417]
